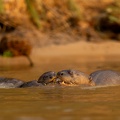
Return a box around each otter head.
[57,69,83,85]
[57,69,95,86]
[38,71,57,85]
[57,70,74,84]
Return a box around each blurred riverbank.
[0,41,120,66]
[0,0,120,66]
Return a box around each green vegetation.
[106,0,120,23]
[25,0,41,28]
[0,0,4,13]
[67,0,81,19]
[3,51,13,57]
[0,0,120,43]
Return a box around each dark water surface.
[0,56,120,120]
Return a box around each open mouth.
[59,81,78,86]
[48,77,57,83]
[57,80,75,86]
[41,77,57,85]
[55,76,78,86]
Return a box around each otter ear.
[89,76,95,86]
[89,76,92,81]
[68,70,74,77]
[38,75,46,82]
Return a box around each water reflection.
[0,86,120,120]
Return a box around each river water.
[0,56,120,120]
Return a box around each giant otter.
[20,71,57,88]
[90,70,120,86]
[0,71,57,88]
[1,69,120,88]
[57,69,95,86]
[0,77,24,88]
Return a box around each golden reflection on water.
[0,56,120,120]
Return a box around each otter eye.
[60,73,64,76]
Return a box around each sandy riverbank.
[33,41,120,56]
[0,41,120,66]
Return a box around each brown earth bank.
[0,0,120,66]
[0,41,120,66]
